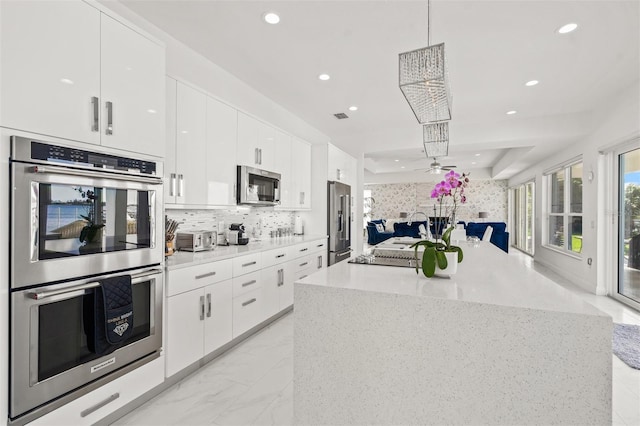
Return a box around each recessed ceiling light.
[349,106,358,111]
[525,80,539,86]
[180,130,188,134]
[394,159,399,162]
[475,153,481,157]
[263,12,280,24]
[557,23,578,34]
[147,109,157,114]
[400,166,405,169]
[60,78,74,85]
[506,110,517,115]
[318,74,330,81]
[471,162,477,165]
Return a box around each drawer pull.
[299,262,308,267]
[195,271,216,280]
[80,393,120,418]
[241,280,257,287]
[242,298,257,307]
[299,275,308,279]
[242,261,257,267]
[316,243,324,247]
[276,254,285,258]
[300,248,308,252]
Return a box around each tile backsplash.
[165,207,298,239]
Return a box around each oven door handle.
[29,165,162,185]
[28,269,162,300]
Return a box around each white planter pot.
[434,251,458,277]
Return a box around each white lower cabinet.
[232,287,263,338]
[261,263,292,319]
[165,260,233,378]
[28,355,164,425]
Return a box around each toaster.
[175,230,216,252]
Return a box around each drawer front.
[291,266,313,283]
[167,260,233,297]
[232,253,262,276]
[232,288,263,338]
[289,242,312,259]
[308,238,327,253]
[294,254,313,273]
[262,247,290,268]
[232,270,262,298]
[29,356,164,425]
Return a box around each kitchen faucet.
[407,211,431,239]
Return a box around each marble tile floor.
[113,251,640,426]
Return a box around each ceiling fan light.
[399,43,452,123]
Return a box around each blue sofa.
[366,220,394,245]
[465,222,509,253]
[393,221,429,238]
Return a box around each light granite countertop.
[296,241,608,317]
[165,234,327,271]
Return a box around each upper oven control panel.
[29,141,157,175]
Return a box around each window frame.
[544,160,583,257]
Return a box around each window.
[546,161,583,254]
[510,181,535,255]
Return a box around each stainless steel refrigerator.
[327,181,352,265]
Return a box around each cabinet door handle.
[169,173,176,196]
[300,248,308,252]
[336,168,341,180]
[195,271,216,280]
[242,298,256,307]
[241,279,257,287]
[91,96,99,132]
[178,174,184,197]
[242,261,256,267]
[299,274,308,280]
[299,262,308,267]
[316,243,324,248]
[206,293,212,318]
[254,147,259,165]
[318,255,322,269]
[200,295,205,320]
[80,393,120,418]
[259,148,262,165]
[105,101,113,135]
[277,269,283,286]
[276,254,285,259]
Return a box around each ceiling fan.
[414,157,457,174]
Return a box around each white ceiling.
[119,0,640,182]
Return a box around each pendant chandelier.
[423,122,449,157]
[399,0,452,124]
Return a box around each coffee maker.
[228,223,249,245]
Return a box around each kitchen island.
[293,241,612,425]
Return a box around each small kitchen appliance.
[228,223,249,245]
[175,230,216,252]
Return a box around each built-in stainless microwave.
[237,165,281,206]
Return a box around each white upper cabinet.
[237,112,276,172]
[328,142,356,187]
[165,77,178,204]
[292,138,312,209]
[175,82,207,205]
[0,1,101,145]
[205,97,238,206]
[274,130,292,208]
[100,14,165,156]
[0,1,165,157]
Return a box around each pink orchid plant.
[410,171,470,278]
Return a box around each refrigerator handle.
[346,194,351,241]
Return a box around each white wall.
[508,80,640,294]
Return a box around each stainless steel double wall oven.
[9,136,164,423]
